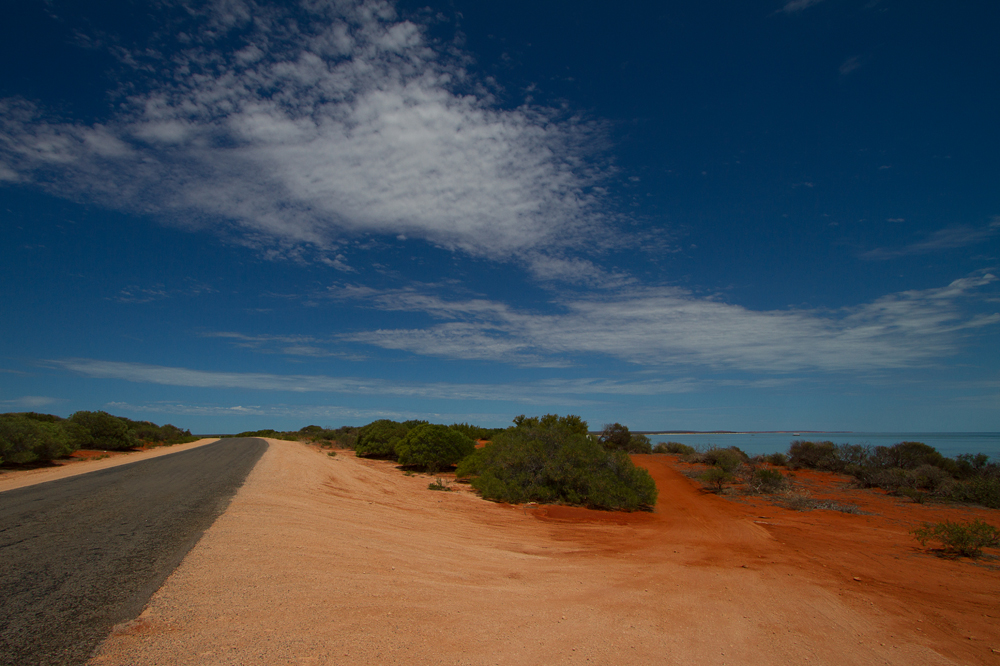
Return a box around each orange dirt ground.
[90,441,998,665]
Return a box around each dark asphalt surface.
[0,438,267,666]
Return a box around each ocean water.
[648,432,1000,461]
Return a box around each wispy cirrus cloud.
[334,273,1000,372]
[781,0,825,14]
[860,218,1000,260]
[0,0,617,277]
[0,396,60,409]
[51,358,740,404]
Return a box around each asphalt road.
[0,438,267,666]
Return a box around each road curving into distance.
[0,437,267,666]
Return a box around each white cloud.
[1,396,60,409]
[51,358,735,403]
[337,274,1000,372]
[860,217,1000,260]
[0,1,613,273]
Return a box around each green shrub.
[911,519,1000,558]
[653,441,696,455]
[766,452,788,466]
[69,411,139,451]
[700,467,733,492]
[0,413,75,464]
[457,414,657,511]
[788,440,838,469]
[396,423,476,473]
[354,419,410,458]
[598,423,653,454]
[703,447,744,473]
[747,467,788,493]
[873,441,948,471]
[946,477,1000,509]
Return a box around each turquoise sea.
[647,432,1000,461]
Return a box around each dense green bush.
[703,447,746,472]
[121,418,196,444]
[354,419,426,458]
[598,423,653,454]
[396,423,476,472]
[69,411,139,451]
[457,414,658,511]
[912,519,1000,558]
[0,413,75,464]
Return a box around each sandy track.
[91,441,994,665]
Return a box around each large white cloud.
[0,0,610,265]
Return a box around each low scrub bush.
[396,423,476,473]
[911,519,1000,558]
[428,478,451,491]
[788,440,838,469]
[457,414,657,511]
[765,452,788,466]
[746,467,788,494]
[653,441,696,456]
[700,467,733,492]
[703,447,745,473]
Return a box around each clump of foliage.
[911,519,1000,558]
[700,467,733,492]
[448,422,504,442]
[745,466,788,494]
[396,423,476,473]
[784,439,999,509]
[354,419,426,458]
[598,423,652,454]
[653,441,696,456]
[69,411,140,451]
[1,411,195,465]
[0,413,75,464]
[764,452,788,466]
[119,418,196,445]
[456,414,658,511]
[697,448,751,492]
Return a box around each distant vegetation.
[0,411,196,466]
[657,437,999,510]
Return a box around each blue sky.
[1,0,998,433]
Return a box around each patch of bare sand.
[91,441,995,665]
[0,439,220,493]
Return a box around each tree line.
[0,411,197,465]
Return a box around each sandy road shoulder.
[90,439,956,666]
